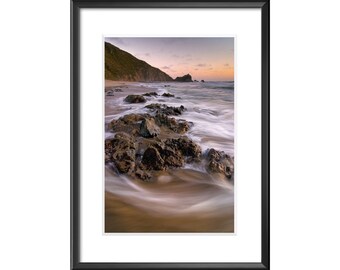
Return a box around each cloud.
[224,63,229,66]
[197,63,212,67]
[172,53,192,60]
[145,53,150,57]
[162,66,170,69]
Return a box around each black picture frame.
[71,0,270,269]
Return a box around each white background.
[0,0,340,269]
[80,8,261,263]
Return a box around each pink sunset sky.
[105,37,234,81]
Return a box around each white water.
[105,81,234,155]
[105,167,234,217]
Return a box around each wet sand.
[105,191,234,233]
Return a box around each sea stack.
[174,74,193,82]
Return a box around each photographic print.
[104,37,235,232]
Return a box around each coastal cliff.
[105,42,174,82]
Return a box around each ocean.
[105,81,234,155]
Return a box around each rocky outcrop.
[105,132,136,174]
[145,103,186,116]
[105,42,174,82]
[141,136,201,171]
[155,113,191,134]
[205,148,234,180]
[105,95,234,183]
[124,95,146,103]
[165,137,202,161]
[143,92,158,97]
[109,113,148,136]
[140,118,160,138]
[174,74,193,82]
[162,93,175,97]
[153,141,184,168]
[105,109,202,181]
[109,112,190,136]
[141,147,165,170]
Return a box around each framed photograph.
[71,0,269,269]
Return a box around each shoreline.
[104,80,234,232]
[105,81,159,116]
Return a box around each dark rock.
[173,106,185,115]
[110,112,190,136]
[114,88,123,92]
[165,137,202,161]
[105,114,206,179]
[164,85,170,87]
[135,167,151,181]
[152,142,184,168]
[173,119,191,134]
[106,90,114,96]
[201,80,205,82]
[205,148,234,179]
[145,103,186,116]
[120,113,146,124]
[175,74,193,82]
[155,113,191,134]
[165,154,184,167]
[124,95,146,103]
[145,103,162,111]
[105,132,136,174]
[208,160,225,174]
[140,118,160,138]
[154,112,169,126]
[207,148,223,161]
[141,147,164,170]
[162,93,175,98]
[143,92,158,96]
[109,113,150,136]
[110,118,137,136]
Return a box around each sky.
[105,37,234,81]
